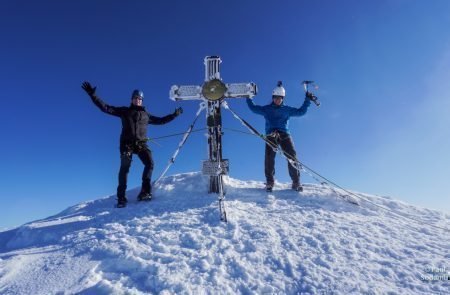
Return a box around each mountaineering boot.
[265,183,274,193]
[137,191,152,202]
[116,196,128,208]
[292,182,303,192]
[116,184,128,208]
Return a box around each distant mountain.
[0,172,449,294]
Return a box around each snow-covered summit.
[0,172,449,294]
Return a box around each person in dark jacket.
[246,81,312,192]
[82,81,183,207]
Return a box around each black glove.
[82,81,96,96]
[174,107,183,116]
[306,91,320,106]
[305,91,315,100]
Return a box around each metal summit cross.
[169,56,257,221]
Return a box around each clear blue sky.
[1,0,449,229]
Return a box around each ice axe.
[302,80,320,106]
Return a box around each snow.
[0,172,449,294]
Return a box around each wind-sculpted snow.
[0,172,449,294]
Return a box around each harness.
[121,140,148,157]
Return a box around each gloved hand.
[305,91,315,100]
[81,81,96,96]
[306,91,320,106]
[174,107,183,116]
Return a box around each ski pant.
[265,131,300,185]
[117,142,154,200]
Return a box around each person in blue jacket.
[246,81,312,192]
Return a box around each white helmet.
[272,81,285,97]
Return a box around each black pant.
[265,131,300,185]
[117,142,154,200]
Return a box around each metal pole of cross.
[169,56,257,221]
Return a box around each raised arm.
[81,81,122,117]
[288,97,311,117]
[246,98,265,116]
[148,107,183,125]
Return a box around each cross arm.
[169,81,257,101]
[224,82,257,99]
[169,85,203,101]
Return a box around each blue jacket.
[246,98,311,135]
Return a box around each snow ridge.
[0,172,449,294]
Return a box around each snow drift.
[0,172,449,294]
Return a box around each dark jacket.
[246,98,311,135]
[90,94,177,144]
